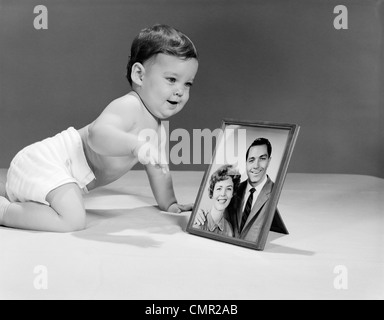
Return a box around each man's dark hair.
[245,137,272,160]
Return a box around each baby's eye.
[185,82,193,88]
[166,77,176,83]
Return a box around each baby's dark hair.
[208,164,241,199]
[126,24,198,86]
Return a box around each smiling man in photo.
[225,137,275,241]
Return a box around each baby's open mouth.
[167,100,178,105]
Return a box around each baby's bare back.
[77,125,138,190]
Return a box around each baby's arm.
[145,164,176,211]
[145,123,193,212]
[145,164,193,213]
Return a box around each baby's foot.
[0,196,10,225]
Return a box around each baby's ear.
[131,62,145,86]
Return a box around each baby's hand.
[167,203,194,214]
[137,141,168,174]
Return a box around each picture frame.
[186,119,300,251]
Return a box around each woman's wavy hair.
[208,164,241,199]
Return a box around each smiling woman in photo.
[194,164,241,237]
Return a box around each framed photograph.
[186,119,300,251]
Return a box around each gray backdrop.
[1,0,383,177]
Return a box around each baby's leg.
[1,183,86,232]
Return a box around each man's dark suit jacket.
[226,176,274,242]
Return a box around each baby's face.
[139,53,198,119]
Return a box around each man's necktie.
[240,188,256,232]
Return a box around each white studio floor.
[0,169,383,300]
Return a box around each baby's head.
[127,24,199,119]
[126,24,198,86]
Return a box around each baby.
[0,24,199,232]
